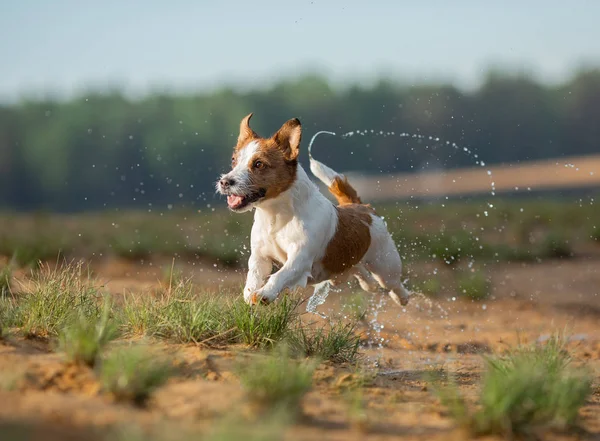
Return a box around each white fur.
[243,165,337,302]
[309,157,339,188]
[243,160,412,307]
[217,141,259,213]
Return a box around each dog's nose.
[220,177,235,188]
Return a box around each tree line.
[0,69,598,212]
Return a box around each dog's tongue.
[227,194,244,208]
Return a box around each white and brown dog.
[217,114,411,306]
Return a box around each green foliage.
[288,321,361,364]
[121,283,302,348]
[15,262,102,337]
[456,270,491,301]
[0,235,65,268]
[428,231,481,265]
[120,281,232,344]
[237,345,316,414]
[100,346,172,406]
[58,297,118,367]
[2,70,600,212]
[433,333,593,437]
[231,295,299,348]
[0,264,12,296]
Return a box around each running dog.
[216,114,411,306]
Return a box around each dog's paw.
[247,291,271,305]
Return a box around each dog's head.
[217,114,302,212]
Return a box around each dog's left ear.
[272,118,302,161]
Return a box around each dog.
[216,113,411,306]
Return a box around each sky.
[1,0,599,102]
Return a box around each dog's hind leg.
[353,264,381,294]
[363,219,412,306]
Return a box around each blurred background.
[3,4,600,439]
[0,1,599,270]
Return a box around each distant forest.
[1,69,599,212]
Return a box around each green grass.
[427,231,482,266]
[456,269,491,301]
[0,236,66,268]
[237,345,316,415]
[14,262,102,338]
[231,295,300,348]
[121,284,308,349]
[433,333,593,437]
[0,264,12,296]
[154,290,233,344]
[0,198,597,270]
[288,321,361,364]
[0,263,15,338]
[121,280,233,344]
[58,296,118,367]
[100,345,172,406]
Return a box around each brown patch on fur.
[248,140,298,200]
[321,204,374,275]
[329,176,363,205]
[230,115,303,201]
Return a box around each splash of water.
[308,129,495,190]
[305,280,332,317]
[305,128,497,319]
[409,291,450,320]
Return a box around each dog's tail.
[309,153,363,206]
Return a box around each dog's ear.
[272,118,302,161]
[238,113,258,145]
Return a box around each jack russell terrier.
[217,114,411,306]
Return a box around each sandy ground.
[1,255,600,441]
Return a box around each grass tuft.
[231,295,299,348]
[100,345,172,406]
[120,280,234,344]
[288,321,361,364]
[16,262,102,338]
[237,345,316,415]
[433,332,593,437]
[0,264,13,296]
[58,296,118,367]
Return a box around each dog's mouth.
[226,189,266,211]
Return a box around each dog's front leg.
[243,253,273,304]
[248,250,312,304]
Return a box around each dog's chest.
[254,217,304,265]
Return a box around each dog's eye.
[254,160,264,169]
